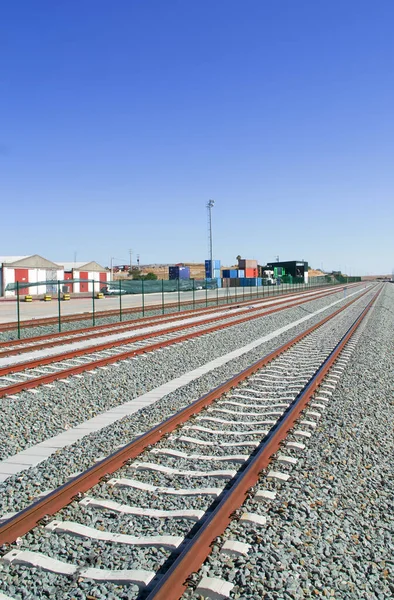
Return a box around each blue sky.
[1,0,393,274]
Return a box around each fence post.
[205,278,208,307]
[119,279,123,322]
[142,279,145,316]
[57,281,61,332]
[242,281,245,302]
[162,279,165,314]
[178,278,180,311]
[216,281,219,306]
[16,281,21,339]
[192,278,195,310]
[92,280,95,326]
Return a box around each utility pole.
[137,254,140,268]
[207,199,215,278]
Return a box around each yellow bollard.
[44,294,52,301]
[62,293,70,301]
[24,295,32,302]
[96,292,104,299]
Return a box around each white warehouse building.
[0,255,109,297]
[0,255,64,297]
[57,261,110,294]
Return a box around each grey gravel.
[0,284,381,600]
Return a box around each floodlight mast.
[207,199,215,280]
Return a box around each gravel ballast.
[0,287,378,600]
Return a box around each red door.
[64,272,74,293]
[80,271,89,293]
[15,268,29,294]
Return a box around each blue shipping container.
[169,266,190,280]
[239,278,258,287]
[238,270,245,277]
[205,259,221,268]
[222,269,238,278]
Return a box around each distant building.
[264,260,309,283]
[0,255,110,296]
[57,261,109,294]
[0,255,64,297]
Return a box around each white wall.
[72,270,108,293]
[2,267,65,296]
[3,267,15,297]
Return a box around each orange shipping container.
[245,268,258,277]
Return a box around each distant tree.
[236,255,242,262]
[132,270,157,281]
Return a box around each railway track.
[0,283,346,335]
[0,285,381,600]
[0,286,347,358]
[0,285,360,399]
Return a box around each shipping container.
[245,268,258,277]
[223,277,241,287]
[239,277,259,287]
[222,269,238,278]
[238,259,258,270]
[169,266,190,280]
[205,259,221,268]
[238,270,245,277]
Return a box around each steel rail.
[144,286,381,600]
[0,283,354,333]
[0,286,378,547]
[0,287,370,399]
[0,287,342,358]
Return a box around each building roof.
[1,255,63,269]
[59,261,108,272]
